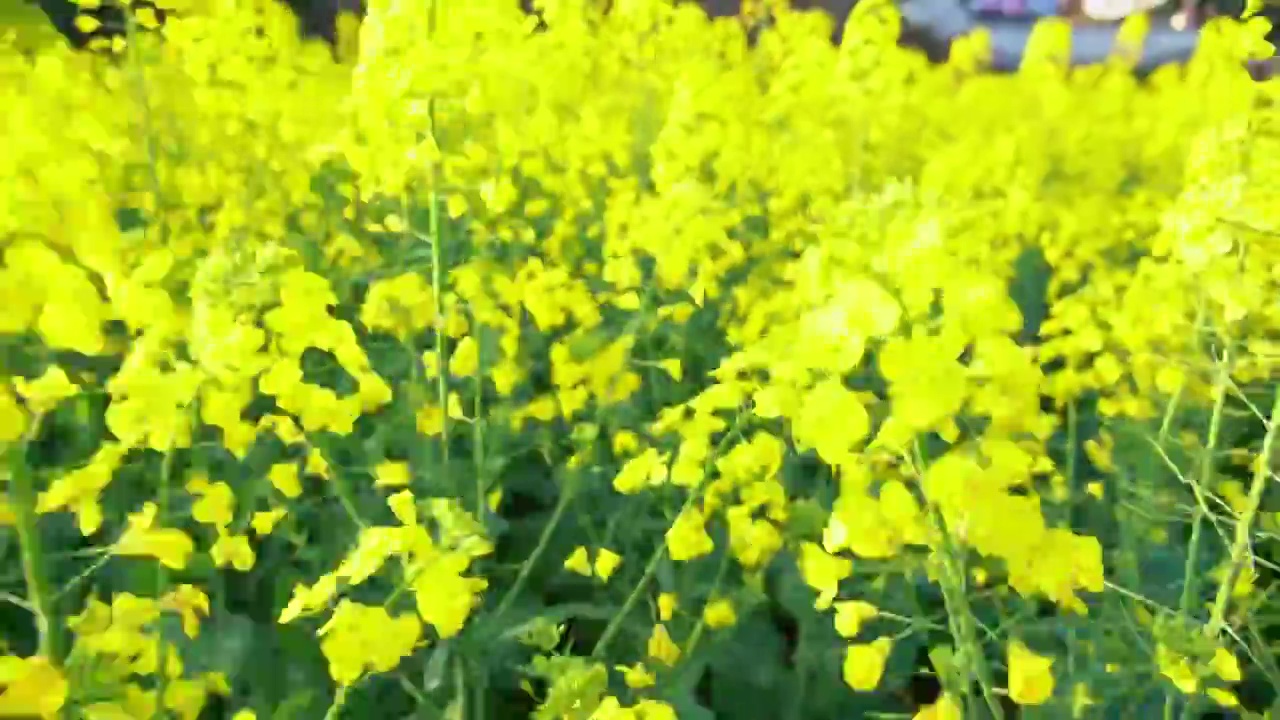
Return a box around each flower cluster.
[0,0,1277,719]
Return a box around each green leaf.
[176,609,256,680]
[768,554,818,621]
[421,641,451,693]
[0,1,62,54]
[1010,246,1051,344]
[705,612,788,720]
[663,690,716,720]
[272,691,318,720]
[928,645,957,687]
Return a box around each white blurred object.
[1170,10,1189,28]
[1081,0,1167,20]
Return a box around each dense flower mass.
[0,0,1279,718]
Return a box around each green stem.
[452,661,466,720]
[914,442,1004,720]
[784,627,809,720]
[1166,348,1230,720]
[53,547,114,603]
[1176,353,1230,615]
[309,441,369,530]
[9,427,63,662]
[118,14,180,714]
[470,656,486,720]
[498,603,620,641]
[424,0,449,480]
[1065,401,1079,683]
[1066,402,1079,498]
[589,417,744,660]
[1175,385,1280,720]
[1172,384,1280,707]
[491,479,576,620]
[938,545,1005,720]
[120,6,171,254]
[426,207,452,499]
[680,549,732,660]
[590,535,668,661]
[591,486,700,661]
[322,685,348,720]
[472,331,487,522]
[154,446,177,717]
[1206,384,1280,635]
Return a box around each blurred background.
[0,0,1276,72]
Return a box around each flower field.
[2,0,1280,718]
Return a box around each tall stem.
[1175,355,1230,617]
[8,426,63,663]
[914,443,1004,720]
[1166,338,1230,720]
[1206,384,1280,636]
[492,480,575,620]
[424,0,450,476]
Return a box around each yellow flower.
[268,463,302,499]
[74,15,103,34]
[646,624,681,667]
[204,671,231,695]
[1209,646,1242,683]
[1156,643,1198,694]
[250,509,287,536]
[416,404,446,436]
[211,533,256,572]
[318,601,422,686]
[13,366,78,414]
[446,194,468,219]
[387,491,418,527]
[657,592,678,622]
[259,415,303,445]
[1071,681,1096,717]
[0,655,67,719]
[791,379,871,465]
[374,461,412,488]
[37,294,106,356]
[632,700,677,720]
[564,546,593,577]
[133,5,161,29]
[355,372,394,413]
[163,585,210,639]
[612,448,669,494]
[701,598,737,629]
[913,692,962,720]
[188,479,236,529]
[842,637,892,691]
[726,507,783,569]
[1207,688,1240,707]
[665,506,714,562]
[115,503,194,570]
[1008,640,1055,705]
[411,553,486,638]
[163,678,211,720]
[305,448,330,478]
[0,387,28,443]
[798,542,852,610]
[278,575,339,625]
[832,600,878,639]
[656,359,683,382]
[593,548,622,582]
[449,337,479,377]
[617,663,655,689]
